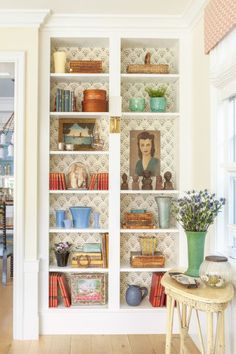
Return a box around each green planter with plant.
[145,85,167,112]
[172,190,225,277]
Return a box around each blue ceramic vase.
[69,206,91,228]
[93,211,100,229]
[129,98,145,112]
[125,285,148,306]
[55,210,65,228]
[155,196,172,229]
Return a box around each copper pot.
[83,89,106,101]
[82,99,108,112]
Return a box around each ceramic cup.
[129,98,145,112]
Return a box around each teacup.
[129,98,145,112]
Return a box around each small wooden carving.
[144,52,151,65]
[121,173,129,190]
[142,170,153,190]
[163,171,174,190]
[132,175,139,190]
[155,175,163,190]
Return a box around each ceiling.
[0,0,193,15]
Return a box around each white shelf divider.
[49,228,108,233]
[120,190,179,194]
[120,265,171,272]
[122,112,179,117]
[50,73,109,81]
[121,228,179,234]
[121,73,179,83]
[49,266,109,273]
[119,298,167,311]
[50,150,109,155]
[50,112,110,118]
[49,190,109,194]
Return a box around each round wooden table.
[161,271,234,354]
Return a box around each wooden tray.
[69,60,102,73]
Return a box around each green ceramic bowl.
[129,98,145,112]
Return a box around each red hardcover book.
[154,272,164,307]
[49,273,53,307]
[149,272,160,305]
[52,173,56,190]
[105,173,109,190]
[97,173,101,190]
[54,273,58,307]
[58,274,71,307]
[88,173,97,190]
[61,173,66,190]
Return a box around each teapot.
[125,284,148,306]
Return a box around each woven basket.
[127,52,169,74]
[139,236,158,255]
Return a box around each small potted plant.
[54,241,71,267]
[172,190,225,277]
[145,85,167,112]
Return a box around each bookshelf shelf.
[122,112,179,117]
[119,298,166,311]
[49,266,109,273]
[49,228,109,233]
[120,265,171,273]
[50,112,109,118]
[49,304,109,312]
[50,73,109,82]
[120,228,179,234]
[120,190,179,195]
[50,151,109,155]
[49,190,109,194]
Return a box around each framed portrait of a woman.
[130,130,160,177]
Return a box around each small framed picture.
[130,130,160,177]
[70,273,107,305]
[58,118,96,151]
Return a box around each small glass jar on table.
[199,255,231,288]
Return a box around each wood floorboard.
[91,335,113,354]
[71,335,92,354]
[128,335,156,354]
[110,335,132,354]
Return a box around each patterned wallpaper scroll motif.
[51,47,109,73]
[121,47,178,74]
[121,81,177,113]
[120,117,178,186]
[50,81,109,112]
[49,194,109,228]
[50,117,109,151]
[120,233,178,267]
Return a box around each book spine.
[58,274,71,307]
[61,89,65,112]
[102,233,107,268]
[56,89,60,112]
[64,90,70,112]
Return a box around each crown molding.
[0,10,50,28]
[182,0,208,29]
[44,13,186,31]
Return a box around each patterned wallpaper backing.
[120,117,178,186]
[121,47,178,74]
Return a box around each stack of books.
[88,172,109,190]
[49,173,66,190]
[71,234,108,268]
[149,272,166,307]
[55,88,76,112]
[49,272,71,307]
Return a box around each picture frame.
[129,130,161,177]
[58,118,96,151]
[70,273,107,305]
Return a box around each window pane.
[229,96,236,162]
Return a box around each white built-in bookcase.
[39,22,192,334]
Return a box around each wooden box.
[130,251,165,268]
[122,211,155,229]
[69,60,103,73]
[83,89,106,100]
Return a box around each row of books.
[55,88,76,112]
[49,172,109,190]
[149,272,166,307]
[49,273,71,307]
[88,172,109,190]
[49,173,66,190]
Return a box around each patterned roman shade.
[204,0,236,54]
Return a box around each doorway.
[0,52,25,345]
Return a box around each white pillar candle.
[53,51,66,73]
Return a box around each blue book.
[83,243,101,253]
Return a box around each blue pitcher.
[125,284,148,306]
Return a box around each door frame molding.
[0,51,25,339]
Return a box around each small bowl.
[129,98,145,112]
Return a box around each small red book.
[58,274,71,307]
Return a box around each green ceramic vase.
[185,231,206,277]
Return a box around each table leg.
[207,312,214,354]
[179,304,189,354]
[217,311,225,354]
[165,294,175,354]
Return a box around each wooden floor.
[0,276,200,354]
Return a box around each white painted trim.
[0,97,14,111]
[181,0,208,29]
[0,51,25,339]
[0,9,50,28]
